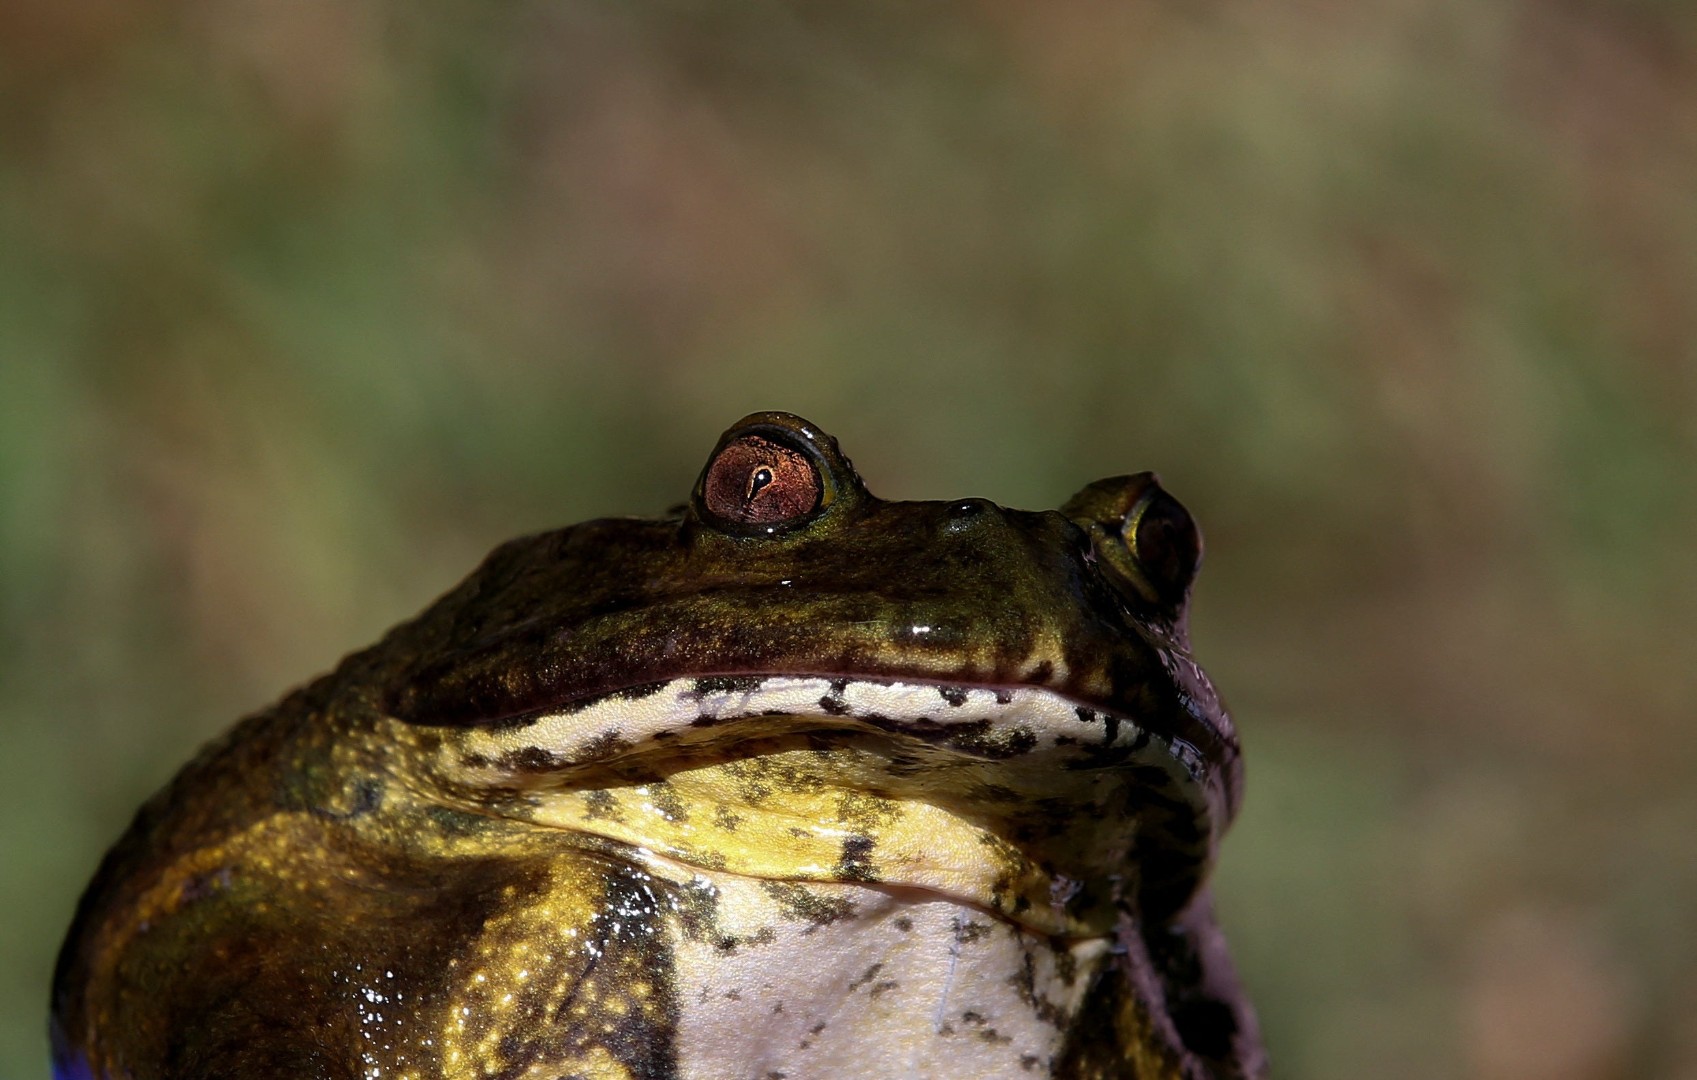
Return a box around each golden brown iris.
[702,434,821,526]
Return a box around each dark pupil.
[747,466,775,500]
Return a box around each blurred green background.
[3,2,1695,1077]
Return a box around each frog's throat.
[425,676,1221,938]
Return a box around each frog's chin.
[431,675,1221,937]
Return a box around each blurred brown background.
[3,2,1695,1077]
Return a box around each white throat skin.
[653,862,1113,1080]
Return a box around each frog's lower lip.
[439,674,1222,935]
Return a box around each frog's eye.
[1127,489,1201,605]
[702,434,822,526]
[1062,473,1203,615]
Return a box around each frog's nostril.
[941,498,999,533]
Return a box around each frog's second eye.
[703,435,822,526]
[1127,490,1201,605]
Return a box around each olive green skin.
[51,412,1263,1079]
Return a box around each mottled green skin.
[52,412,1264,1079]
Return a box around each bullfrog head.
[53,411,1265,1079]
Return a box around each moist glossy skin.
[52,412,1266,1079]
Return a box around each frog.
[51,411,1266,1079]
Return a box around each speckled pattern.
[52,413,1266,1079]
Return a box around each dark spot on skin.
[724,989,741,1001]
[1006,951,1069,1029]
[498,746,558,773]
[712,805,742,830]
[818,695,850,716]
[583,790,624,823]
[937,686,969,707]
[1055,949,1080,986]
[646,782,689,823]
[894,917,913,932]
[1029,660,1054,682]
[994,689,1013,705]
[962,1011,986,1025]
[580,730,634,762]
[836,836,877,881]
[691,675,767,696]
[847,963,884,993]
[798,1018,828,1049]
[869,980,899,999]
[1103,713,1121,746]
[1074,707,1098,725]
[668,878,721,943]
[760,882,857,928]
[954,920,991,945]
[944,724,1038,759]
[352,778,383,814]
[1021,1054,1041,1071]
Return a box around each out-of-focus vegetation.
[3,2,1694,1076]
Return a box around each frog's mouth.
[429,674,1221,939]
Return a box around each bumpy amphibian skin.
[52,412,1266,1079]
